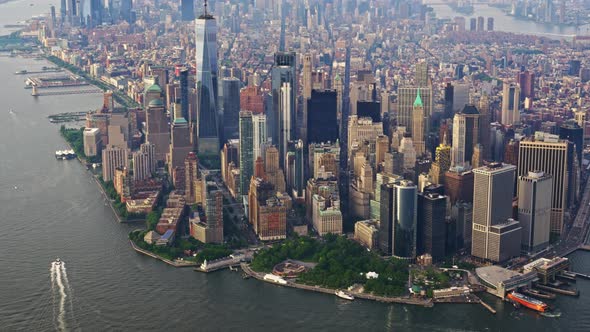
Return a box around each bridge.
[422,1,491,5]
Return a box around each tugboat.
[335,290,355,301]
[507,292,548,312]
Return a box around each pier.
[31,87,102,96]
[573,272,590,280]
[194,256,244,273]
[478,298,497,314]
[534,284,580,297]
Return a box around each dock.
[194,256,244,273]
[478,297,497,314]
[535,284,580,297]
[573,272,590,280]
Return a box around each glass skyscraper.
[196,10,219,153]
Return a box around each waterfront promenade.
[240,263,434,307]
[130,240,197,268]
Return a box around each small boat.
[335,290,355,301]
[13,186,17,190]
[8,109,15,114]
[55,258,61,265]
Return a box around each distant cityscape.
[10,0,590,316]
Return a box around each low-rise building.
[354,219,379,249]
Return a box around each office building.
[265,146,286,193]
[397,87,432,137]
[471,163,520,262]
[518,171,552,253]
[517,70,534,101]
[102,146,128,182]
[140,143,156,176]
[347,115,383,163]
[392,181,418,260]
[252,113,267,164]
[239,111,255,197]
[195,7,219,153]
[518,133,573,234]
[354,220,379,249]
[416,61,429,87]
[271,52,296,167]
[412,89,426,155]
[451,105,480,168]
[169,104,192,172]
[312,194,343,236]
[132,151,151,181]
[221,77,241,141]
[145,98,170,162]
[181,0,195,21]
[248,177,287,241]
[452,83,470,114]
[417,192,447,261]
[307,90,338,144]
[445,167,474,205]
[429,133,451,185]
[559,120,583,167]
[178,68,190,122]
[185,152,201,204]
[501,82,520,125]
[83,128,101,157]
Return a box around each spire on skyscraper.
[414,88,423,108]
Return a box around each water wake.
[50,260,73,331]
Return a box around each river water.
[428,3,590,39]
[2,1,590,331]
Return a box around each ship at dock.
[55,149,76,160]
[507,292,549,312]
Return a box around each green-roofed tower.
[414,88,423,108]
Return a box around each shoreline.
[129,240,198,268]
[240,263,435,307]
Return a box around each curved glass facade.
[393,182,417,259]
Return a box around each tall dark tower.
[195,0,219,153]
[181,0,195,21]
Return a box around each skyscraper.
[412,89,426,155]
[145,98,170,162]
[415,61,429,87]
[307,90,338,144]
[397,87,432,137]
[271,52,296,167]
[518,171,552,253]
[102,146,128,182]
[252,113,267,164]
[178,68,189,122]
[417,192,447,261]
[429,133,451,185]
[451,105,480,168]
[221,77,241,142]
[392,180,418,260]
[518,133,573,234]
[471,163,521,262]
[239,111,254,197]
[169,103,192,172]
[501,81,520,125]
[195,4,219,153]
[517,70,535,101]
[181,0,195,21]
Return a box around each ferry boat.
[507,292,548,312]
[263,274,287,285]
[335,290,355,301]
[55,149,76,160]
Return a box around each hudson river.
[1,1,590,330]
